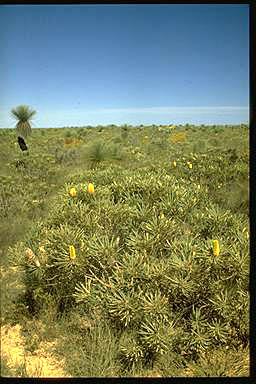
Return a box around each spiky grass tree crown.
[11,105,37,138]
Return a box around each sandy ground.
[1,324,71,377]
[1,263,71,378]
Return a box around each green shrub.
[64,130,72,138]
[8,163,249,369]
[5,124,249,373]
[54,148,78,165]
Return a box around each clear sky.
[0,4,249,128]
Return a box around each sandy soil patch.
[1,323,72,377]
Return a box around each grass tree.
[11,105,37,139]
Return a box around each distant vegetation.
[0,121,249,377]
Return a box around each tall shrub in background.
[11,105,36,139]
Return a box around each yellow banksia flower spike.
[173,160,177,167]
[88,183,95,193]
[69,187,77,197]
[69,245,76,260]
[213,240,220,256]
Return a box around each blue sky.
[0,4,249,128]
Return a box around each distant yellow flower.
[69,245,76,260]
[69,187,77,197]
[169,131,187,144]
[198,185,200,189]
[25,248,35,261]
[243,228,249,239]
[25,248,40,267]
[173,160,177,167]
[213,240,220,257]
[88,183,95,193]
[39,245,46,255]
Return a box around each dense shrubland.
[1,124,249,377]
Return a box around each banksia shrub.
[119,330,145,371]
[7,159,249,369]
[138,318,177,355]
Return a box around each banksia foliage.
[138,318,176,355]
[119,331,144,369]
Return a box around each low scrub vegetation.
[0,123,249,377]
